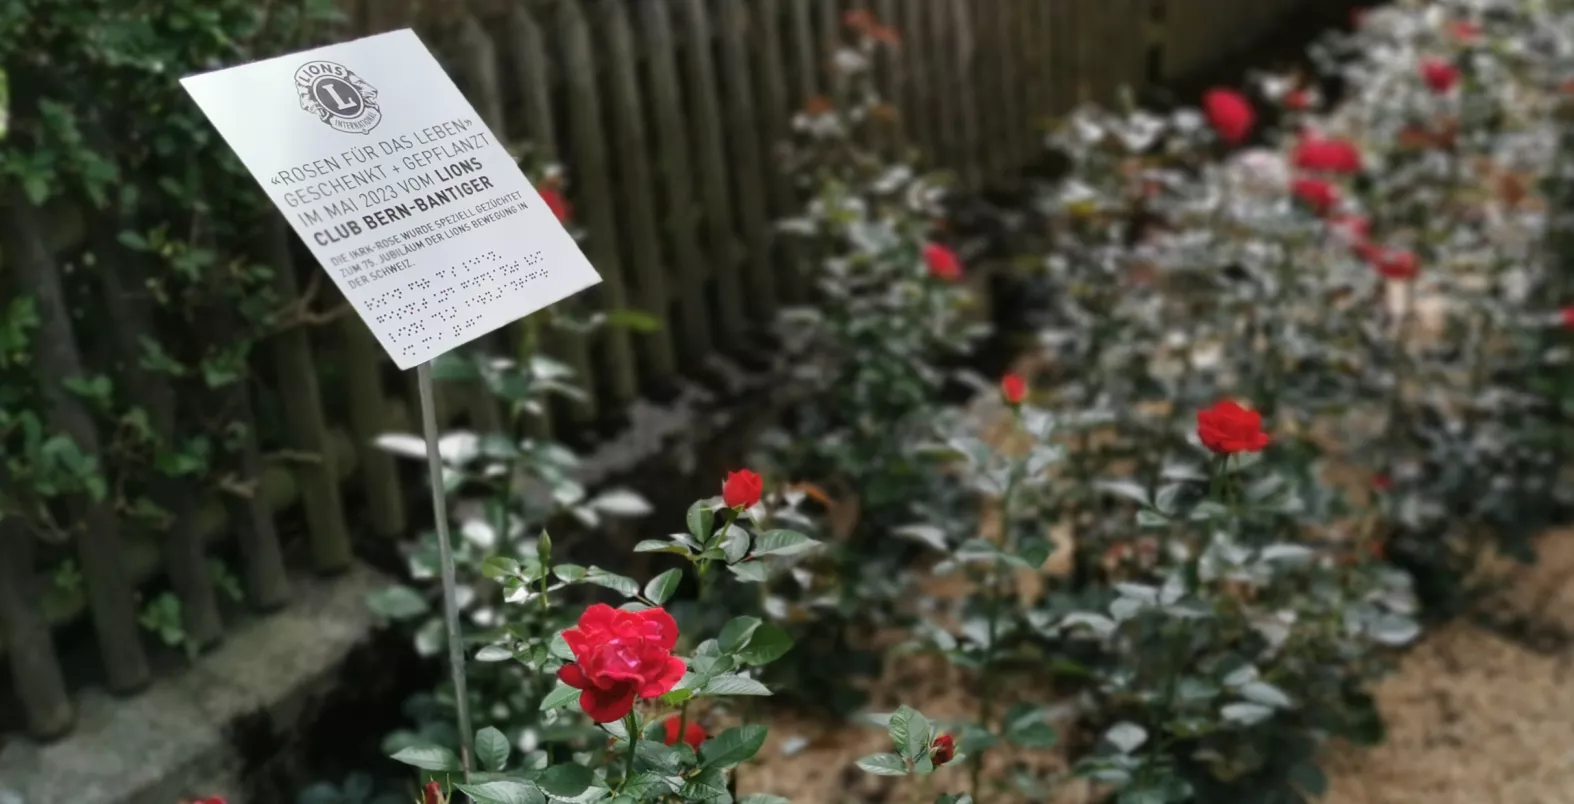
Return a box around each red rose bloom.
[1292,136,1362,174]
[1561,306,1574,330]
[1370,248,1419,280]
[722,469,763,509]
[1283,88,1312,111]
[422,781,444,804]
[1197,400,1271,455]
[1421,59,1459,93]
[1372,474,1393,491]
[1448,20,1481,42]
[923,242,963,282]
[930,734,957,766]
[1329,214,1371,247]
[539,186,572,225]
[1203,88,1255,145]
[662,717,707,751]
[1291,177,1338,215]
[1000,373,1028,405]
[557,604,686,723]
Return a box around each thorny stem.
[972,407,1027,802]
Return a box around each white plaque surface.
[181,28,600,369]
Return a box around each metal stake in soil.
[418,361,474,779]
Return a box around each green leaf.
[365,585,429,620]
[888,706,931,759]
[699,724,767,769]
[475,726,510,772]
[619,771,679,799]
[455,780,546,804]
[734,623,793,666]
[537,764,595,798]
[541,680,580,710]
[750,529,821,557]
[700,674,772,696]
[687,501,715,543]
[549,632,576,661]
[644,568,682,605]
[583,567,640,597]
[855,752,909,776]
[678,767,731,803]
[726,561,770,583]
[389,744,461,771]
[718,616,763,654]
[634,539,692,556]
[1289,760,1327,796]
[738,796,791,804]
[480,557,520,579]
[634,739,686,771]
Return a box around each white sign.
[181,29,601,369]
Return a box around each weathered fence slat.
[676,0,749,343]
[751,0,809,306]
[637,0,716,364]
[558,0,641,405]
[507,1,593,426]
[0,521,74,739]
[264,220,353,574]
[338,310,406,537]
[598,0,680,385]
[713,0,780,321]
[0,190,151,694]
[925,0,961,174]
[948,0,982,187]
[226,382,293,611]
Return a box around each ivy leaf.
[855,753,909,776]
[699,724,767,769]
[389,745,461,771]
[475,726,510,771]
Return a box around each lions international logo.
[293,61,382,135]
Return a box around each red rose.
[722,469,763,509]
[662,717,706,750]
[538,186,572,225]
[1283,88,1312,111]
[1369,248,1419,280]
[557,604,686,723]
[1291,177,1337,215]
[923,242,963,282]
[1000,373,1028,405]
[1203,88,1255,145]
[930,733,957,766]
[1292,136,1362,174]
[1420,59,1459,93]
[1561,306,1574,330]
[423,781,444,804]
[1329,214,1371,247]
[1196,400,1271,455]
[1372,474,1393,491]
[1448,20,1481,42]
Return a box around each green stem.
[623,713,639,784]
[971,410,1026,803]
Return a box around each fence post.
[263,219,353,574]
[636,0,717,363]
[0,189,151,694]
[676,0,749,344]
[713,0,781,322]
[596,0,680,387]
[0,521,74,739]
[557,0,642,405]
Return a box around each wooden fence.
[0,0,1311,741]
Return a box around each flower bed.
[270,2,1574,804]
